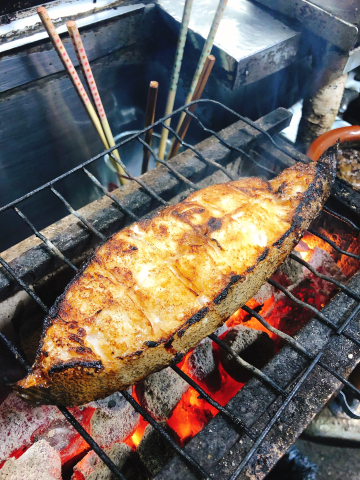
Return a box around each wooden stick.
[174,0,228,136]
[157,0,193,162]
[168,55,215,160]
[37,9,108,143]
[37,8,126,185]
[66,20,126,184]
[142,81,159,174]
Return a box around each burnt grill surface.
[0,100,360,480]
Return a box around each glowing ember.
[0,397,94,473]
[1,228,360,477]
[167,388,215,444]
[154,232,355,445]
[124,417,148,449]
[37,406,95,470]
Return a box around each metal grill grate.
[1,99,360,480]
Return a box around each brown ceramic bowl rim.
[307,126,360,161]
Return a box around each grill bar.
[308,227,360,261]
[161,118,238,180]
[120,389,210,480]
[171,125,237,181]
[0,331,127,480]
[323,206,360,232]
[337,302,360,334]
[13,206,77,272]
[137,137,201,191]
[209,334,287,396]
[289,252,360,302]
[0,255,48,311]
[242,305,360,401]
[59,407,127,480]
[229,352,323,480]
[83,167,140,221]
[248,149,277,176]
[0,332,32,373]
[197,102,302,165]
[268,278,360,348]
[107,151,170,207]
[182,109,275,174]
[50,186,106,241]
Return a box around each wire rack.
[1,99,360,480]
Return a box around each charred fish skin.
[16,148,337,407]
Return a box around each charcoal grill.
[1,99,360,479]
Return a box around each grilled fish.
[16,149,336,406]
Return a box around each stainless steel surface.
[0,0,146,45]
[309,0,360,26]
[252,0,359,51]
[0,4,146,92]
[0,3,145,53]
[158,0,300,88]
[344,46,360,74]
[158,0,297,63]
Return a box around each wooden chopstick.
[168,55,215,160]
[142,81,159,174]
[66,20,126,184]
[37,8,109,145]
[37,7,126,186]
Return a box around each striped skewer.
[157,0,193,162]
[37,7,126,185]
[171,0,228,149]
[66,20,126,184]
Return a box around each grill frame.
[0,99,360,480]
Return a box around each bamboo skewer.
[168,55,215,160]
[157,0,193,162]
[173,0,228,137]
[37,7,126,185]
[66,20,126,184]
[37,8,107,144]
[142,81,159,174]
